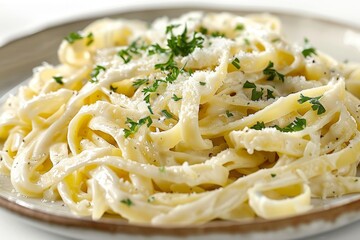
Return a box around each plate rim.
[1,4,360,237]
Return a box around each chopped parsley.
[85,33,94,46]
[244,38,250,45]
[117,39,146,64]
[243,81,263,101]
[302,47,317,58]
[266,89,275,100]
[199,81,206,86]
[271,173,276,178]
[118,49,132,63]
[90,65,106,83]
[243,81,256,89]
[298,94,326,115]
[123,116,152,138]
[225,110,234,118]
[172,94,182,101]
[271,38,281,43]
[166,25,204,57]
[120,198,133,207]
[199,26,208,35]
[110,85,118,92]
[250,121,266,130]
[250,118,307,132]
[231,57,241,69]
[274,117,307,132]
[53,76,64,85]
[64,32,94,45]
[235,23,245,31]
[263,61,285,82]
[302,38,317,57]
[147,43,167,56]
[133,78,149,88]
[154,54,176,70]
[161,109,173,119]
[211,31,225,38]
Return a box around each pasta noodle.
[1,11,360,225]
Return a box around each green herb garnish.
[225,110,234,118]
[244,38,250,45]
[235,23,245,31]
[85,33,94,46]
[64,32,94,45]
[302,38,317,57]
[250,121,266,130]
[53,76,64,85]
[123,116,152,138]
[110,85,118,92]
[133,78,149,88]
[243,81,264,101]
[147,43,167,56]
[90,65,106,83]
[211,31,225,38]
[298,94,326,115]
[274,117,307,132]
[271,173,276,178]
[120,198,133,207]
[266,89,275,100]
[263,61,285,82]
[161,109,173,119]
[64,32,83,44]
[172,94,182,101]
[231,57,240,69]
[199,81,206,86]
[167,25,204,57]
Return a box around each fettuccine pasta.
[1,12,360,224]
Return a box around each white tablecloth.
[0,0,359,239]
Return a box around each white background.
[0,0,360,239]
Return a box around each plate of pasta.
[1,6,360,240]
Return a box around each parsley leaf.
[244,38,250,45]
[53,76,64,85]
[64,32,83,44]
[172,94,182,101]
[231,57,240,69]
[225,110,234,118]
[274,117,307,132]
[302,38,317,58]
[133,78,149,88]
[161,109,173,119]
[90,65,106,83]
[167,25,204,57]
[298,94,326,115]
[199,26,208,35]
[120,198,133,207]
[147,43,167,56]
[235,23,245,31]
[243,81,256,89]
[266,89,275,100]
[110,85,118,92]
[263,61,285,82]
[211,31,225,38]
[85,33,94,46]
[118,49,132,63]
[302,47,317,58]
[271,173,276,178]
[243,81,264,101]
[123,116,152,138]
[250,121,266,130]
[199,81,206,86]
[64,32,94,45]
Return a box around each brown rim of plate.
[1,5,360,237]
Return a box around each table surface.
[0,0,360,239]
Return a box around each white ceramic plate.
[1,6,360,240]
